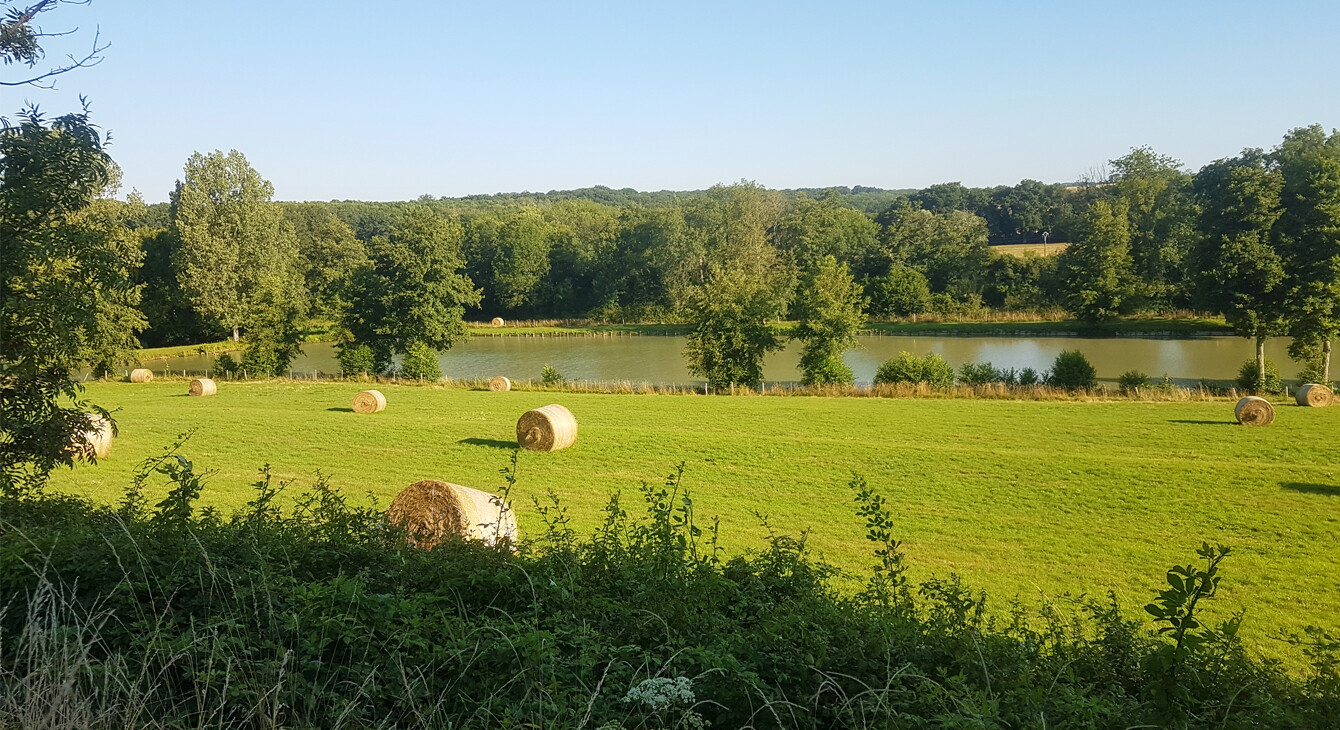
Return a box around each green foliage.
[399,340,442,380]
[873,351,955,388]
[868,266,931,317]
[791,256,864,385]
[1119,369,1152,393]
[1236,358,1283,394]
[214,353,239,377]
[1049,349,1098,390]
[1059,199,1137,323]
[3,453,1335,727]
[0,106,142,493]
[335,342,376,375]
[1109,146,1198,306]
[956,360,1002,386]
[1017,367,1042,386]
[171,149,305,341]
[541,363,564,385]
[683,267,786,390]
[344,205,481,369]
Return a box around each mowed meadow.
[49,380,1340,661]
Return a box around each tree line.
[104,132,1335,390]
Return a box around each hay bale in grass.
[70,414,112,460]
[489,376,511,392]
[517,403,577,451]
[491,317,505,327]
[129,368,153,383]
[188,378,217,397]
[1235,396,1275,426]
[386,479,518,547]
[352,389,386,413]
[1295,383,1334,407]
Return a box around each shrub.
[1119,369,1151,393]
[214,353,240,377]
[336,342,376,375]
[957,361,1000,386]
[874,352,953,388]
[541,364,564,385]
[1017,367,1041,386]
[869,267,931,318]
[401,341,442,381]
[1236,358,1282,394]
[1295,361,1335,389]
[1049,350,1097,390]
[239,335,301,377]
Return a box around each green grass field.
[47,381,1339,662]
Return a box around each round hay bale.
[70,414,112,460]
[489,376,511,392]
[188,378,217,397]
[491,317,505,327]
[516,403,577,451]
[352,389,386,413]
[1235,396,1275,426]
[129,368,154,383]
[386,479,518,547]
[1295,383,1334,407]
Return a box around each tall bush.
[1049,349,1098,390]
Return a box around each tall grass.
[3,446,1338,728]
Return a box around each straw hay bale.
[188,378,217,397]
[1295,383,1334,407]
[517,403,577,451]
[129,368,154,383]
[386,479,518,547]
[1235,396,1275,426]
[489,376,511,392]
[70,414,112,460]
[352,389,386,413]
[491,317,505,327]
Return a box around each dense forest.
[100,131,1337,390]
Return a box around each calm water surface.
[139,334,1304,386]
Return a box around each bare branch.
[0,22,106,87]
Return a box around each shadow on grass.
[1282,482,1340,497]
[327,407,354,413]
[1167,419,1235,425]
[459,437,517,450]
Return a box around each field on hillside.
[990,242,1072,257]
[47,381,1340,661]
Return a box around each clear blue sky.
[11,0,1340,202]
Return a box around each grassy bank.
[44,381,1340,666]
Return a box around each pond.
[133,333,1306,387]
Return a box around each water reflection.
[134,333,1304,386]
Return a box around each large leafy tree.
[791,256,865,385]
[1,107,143,493]
[683,267,786,390]
[283,203,368,319]
[1194,150,1288,387]
[1058,200,1137,324]
[1273,125,1340,383]
[491,206,552,313]
[774,191,880,273]
[343,205,481,371]
[171,150,303,341]
[1109,147,1198,307]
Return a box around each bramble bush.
[2,443,1337,728]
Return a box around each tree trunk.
[1256,335,1267,391]
[232,326,240,342]
[1324,339,1332,384]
